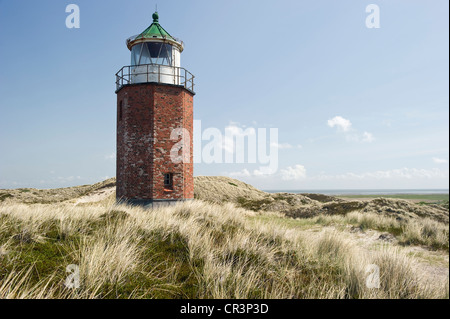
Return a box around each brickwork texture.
[116,83,194,202]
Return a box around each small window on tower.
[164,173,173,190]
[119,101,123,121]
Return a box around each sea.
[262,189,449,196]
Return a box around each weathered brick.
[116,83,194,203]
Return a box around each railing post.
[158,65,161,83]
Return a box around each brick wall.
[116,83,194,202]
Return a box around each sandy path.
[73,187,115,205]
[301,224,449,287]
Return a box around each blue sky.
[0,0,448,190]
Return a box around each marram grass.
[0,198,448,299]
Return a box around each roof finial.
[152,10,159,23]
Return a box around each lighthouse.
[115,12,195,207]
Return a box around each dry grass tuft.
[0,198,447,299]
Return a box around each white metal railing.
[115,64,195,93]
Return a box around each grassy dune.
[0,177,448,299]
[338,194,449,204]
[0,179,116,204]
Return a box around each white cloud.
[270,142,292,149]
[362,131,375,143]
[297,144,303,149]
[280,165,307,181]
[314,168,448,181]
[228,167,276,178]
[56,176,81,182]
[222,123,256,154]
[227,164,305,180]
[433,157,448,164]
[327,116,352,132]
[253,166,276,176]
[229,169,251,177]
[225,165,448,190]
[327,116,375,143]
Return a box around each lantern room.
[115,12,194,92]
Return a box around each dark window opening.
[164,173,173,190]
[130,42,173,66]
[119,101,123,121]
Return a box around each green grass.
[236,196,273,211]
[0,193,13,202]
[338,194,449,202]
[249,214,317,229]
[250,211,449,251]
[1,200,448,299]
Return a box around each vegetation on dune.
[0,178,116,204]
[194,176,267,203]
[2,176,447,224]
[193,177,449,224]
[0,176,448,299]
[254,211,449,251]
[339,194,449,203]
[0,199,448,299]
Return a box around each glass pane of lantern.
[139,43,151,65]
[146,43,173,66]
[147,42,161,58]
[162,44,173,65]
[131,44,142,65]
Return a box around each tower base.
[116,198,193,209]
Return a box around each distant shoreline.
[263,189,449,196]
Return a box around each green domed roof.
[127,12,181,50]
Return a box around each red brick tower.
[115,12,195,207]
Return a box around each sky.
[0,0,448,190]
